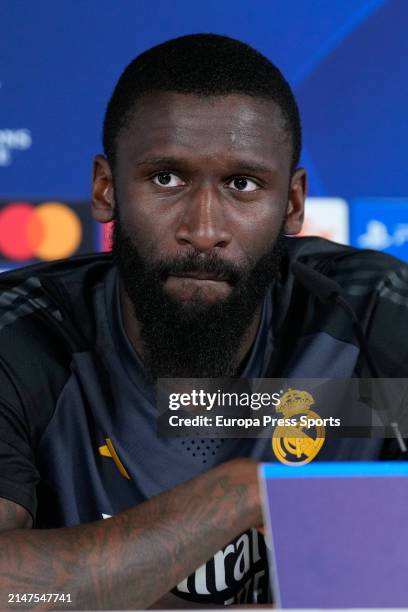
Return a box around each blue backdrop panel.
[0,0,389,198]
[351,198,408,261]
[1,0,407,266]
[298,0,408,198]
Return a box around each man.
[0,33,407,609]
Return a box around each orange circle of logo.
[0,202,82,261]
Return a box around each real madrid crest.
[272,388,325,465]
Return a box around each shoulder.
[0,252,114,342]
[284,237,408,375]
[0,252,114,418]
[284,236,408,299]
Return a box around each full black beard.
[112,215,286,380]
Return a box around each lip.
[165,273,232,301]
[169,272,227,282]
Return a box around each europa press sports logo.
[0,201,98,268]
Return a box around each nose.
[175,185,232,252]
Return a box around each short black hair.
[103,33,302,171]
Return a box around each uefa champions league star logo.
[272,389,325,465]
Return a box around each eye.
[227,176,258,192]
[152,172,185,187]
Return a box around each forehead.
[115,92,292,170]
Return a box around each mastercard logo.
[0,202,83,261]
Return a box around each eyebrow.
[135,156,187,167]
[135,156,275,174]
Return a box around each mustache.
[151,251,251,285]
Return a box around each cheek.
[228,203,286,259]
[116,190,177,257]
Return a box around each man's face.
[93,92,306,379]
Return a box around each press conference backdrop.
[1,0,408,270]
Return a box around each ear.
[91,155,115,223]
[284,167,307,235]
